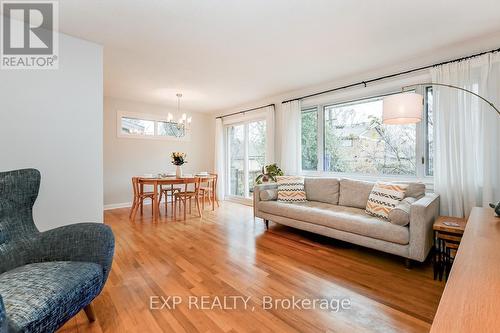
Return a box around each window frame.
[116,110,191,141]
[301,86,434,183]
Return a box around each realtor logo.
[1,0,58,69]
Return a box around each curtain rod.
[216,103,275,119]
[282,46,500,104]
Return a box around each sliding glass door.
[227,119,266,199]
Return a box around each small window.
[118,111,190,140]
[157,121,185,137]
[121,117,154,136]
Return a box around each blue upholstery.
[0,262,103,333]
[0,296,6,333]
[0,169,115,333]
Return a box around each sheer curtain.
[214,118,225,201]
[279,100,302,175]
[432,53,500,217]
[264,105,275,164]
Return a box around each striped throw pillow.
[365,182,408,220]
[277,176,307,203]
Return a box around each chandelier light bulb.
[187,116,192,124]
[182,113,187,120]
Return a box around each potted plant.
[171,152,187,178]
[255,163,284,185]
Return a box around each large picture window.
[301,90,433,178]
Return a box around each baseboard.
[104,198,170,211]
[104,202,132,210]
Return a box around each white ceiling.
[57,0,500,113]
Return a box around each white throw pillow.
[365,182,408,220]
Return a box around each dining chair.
[199,173,219,210]
[158,184,181,216]
[130,177,155,219]
[173,178,202,221]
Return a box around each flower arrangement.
[171,152,187,166]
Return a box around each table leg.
[171,184,175,217]
[153,181,159,222]
[212,180,215,211]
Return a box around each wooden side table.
[433,216,467,281]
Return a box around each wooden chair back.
[132,177,140,197]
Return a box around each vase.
[176,165,183,178]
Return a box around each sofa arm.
[408,193,440,262]
[253,183,278,217]
[32,223,115,284]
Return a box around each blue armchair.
[0,169,114,333]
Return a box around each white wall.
[0,33,103,231]
[103,97,214,208]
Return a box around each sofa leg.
[405,258,412,269]
[264,219,269,230]
[84,303,97,323]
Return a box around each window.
[301,90,434,178]
[121,117,154,136]
[324,96,416,175]
[157,121,186,138]
[227,119,266,199]
[117,111,190,140]
[301,108,318,170]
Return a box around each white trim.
[116,110,191,141]
[104,202,132,210]
[103,197,171,211]
[225,196,253,206]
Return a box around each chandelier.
[164,93,192,138]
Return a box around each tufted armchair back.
[0,169,40,244]
[0,169,41,274]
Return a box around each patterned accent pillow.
[365,182,408,220]
[277,176,307,203]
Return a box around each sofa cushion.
[260,189,278,201]
[258,201,409,245]
[338,178,374,209]
[397,182,426,200]
[276,176,306,203]
[304,177,339,205]
[388,197,416,226]
[0,261,103,333]
[365,182,408,220]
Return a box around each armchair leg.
[265,219,269,230]
[405,258,412,269]
[84,303,96,323]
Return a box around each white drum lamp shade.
[383,92,423,124]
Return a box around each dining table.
[138,175,217,222]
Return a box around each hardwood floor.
[59,202,444,333]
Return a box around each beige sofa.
[253,178,439,263]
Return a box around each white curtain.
[214,118,225,200]
[432,52,500,217]
[265,105,275,164]
[280,100,302,175]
